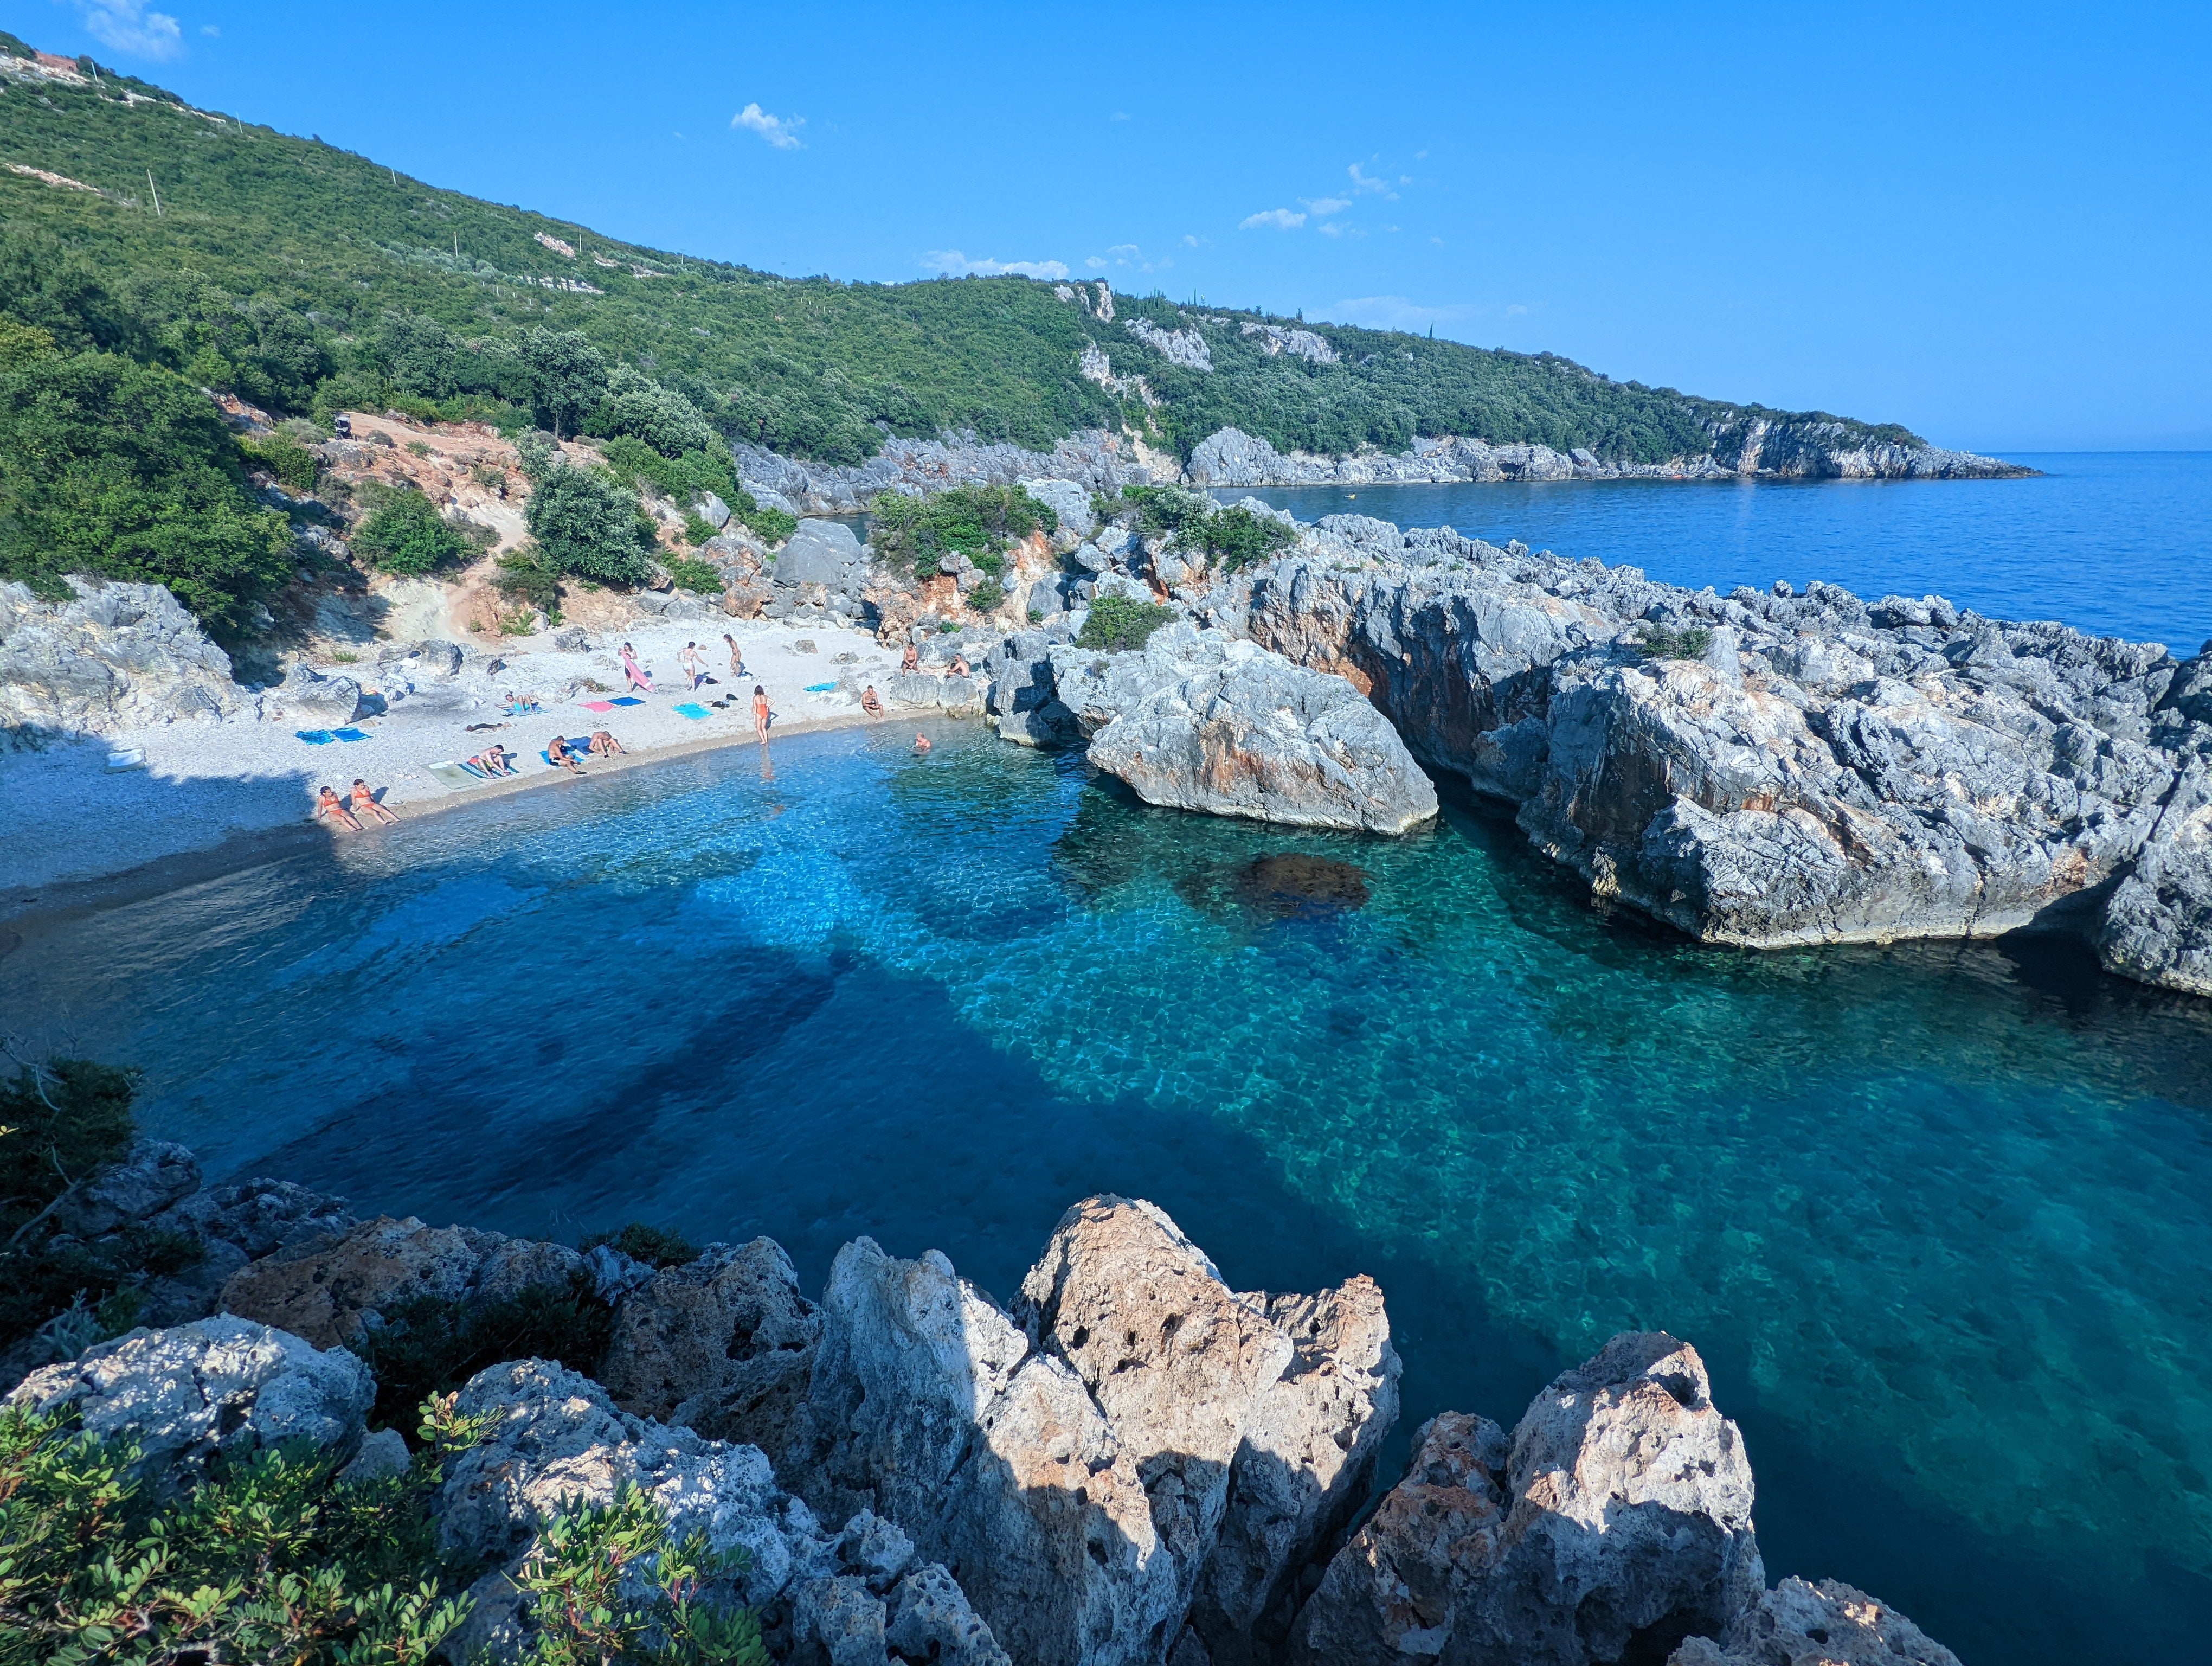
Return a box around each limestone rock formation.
[1020,475,1097,537]
[779,518,870,589]
[1,579,247,737]
[52,1138,201,1238]
[1291,1332,1761,1666]
[1212,532,2212,997]
[1085,644,1439,834]
[218,1215,582,1348]
[599,1236,822,1473]
[1669,1578,1964,1666]
[7,1316,373,1492]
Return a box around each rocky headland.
[4,1136,1964,1666]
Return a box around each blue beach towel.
[610,695,645,707]
[295,729,333,745]
[804,682,837,693]
[672,702,709,720]
[330,727,370,742]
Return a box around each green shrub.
[525,464,658,586]
[512,1482,767,1666]
[681,512,719,546]
[0,1393,490,1665]
[1199,503,1294,571]
[665,556,721,594]
[865,484,1055,579]
[240,431,319,492]
[578,1223,699,1269]
[1629,625,1712,661]
[493,547,562,614]
[1077,594,1175,652]
[596,434,738,508]
[351,487,468,575]
[0,351,294,639]
[589,366,721,457]
[967,578,1005,612]
[352,1270,615,1436]
[736,501,795,544]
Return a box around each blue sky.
[21,1,2211,451]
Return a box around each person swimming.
[912,732,931,753]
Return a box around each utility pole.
[146,170,161,216]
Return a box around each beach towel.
[331,728,370,742]
[672,702,710,720]
[580,700,615,712]
[804,682,837,693]
[295,729,334,745]
[427,761,486,790]
[610,695,645,707]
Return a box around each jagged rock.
[6,1317,372,1493]
[153,1176,358,1260]
[1085,642,1438,834]
[1287,1411,1512,1666]
[698,491,732,528]
[1291,1332,1761,1666]
[794,1577,889,1666]
[278,663,365,725]
[1669,1578,1963,1666]
[2097,761,2212,995]
[798,1235,1179,1666]
[884,1563,1014,1665]
[1020,476,1096,537]
[780,520,869,590]
[1017,1197,1296,1629]
[0,579,245,736]
[218,1215,582,1348]
[53,1138,200,1237]
[582,1241,659,1302]
[1192,1277,1401,1664]
[1126,319,1213,373]
[600,1238,822,1475]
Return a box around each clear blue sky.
[20,1,2211,452]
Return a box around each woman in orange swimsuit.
[752,684,771,744]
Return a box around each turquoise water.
[1227,451,2212,651]
[5,723,2209,1663]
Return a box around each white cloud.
[1240,208,1306,230]
[1110,110,1130,121]
[1181,234,1206,248]
[1301,195,1352,216]
[200,23,218,36]
[731,103,804,150]
[1317,222,1343,238]
[74,1,183,59]
[1323,295,1481,332]
[1347,163,1388,195]
[921,250,1070,280]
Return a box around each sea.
[5,453,2209,1664]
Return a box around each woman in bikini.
[316,786,361,830]
[350,779,398,825]
[752,684,771,744]
[619,642,655,693]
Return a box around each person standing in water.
[752,684,771,744]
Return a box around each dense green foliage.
[0,336,292,633]
[0,1058,201,1360]
[492,547,562,615]
[866,483,1056,579]
[512,1484,767,1666]
[350,485,467,575]
[237,429,317,491]
[577,1223,699,1269]
[1629,624,1713,661]
[0,1396,483,1666]
[663,556,721,594]
[0,49,1919,501]
[1077,594,1176,652]
[1118,484,1294,573]
[352,1273,615,1436]
[524,462,658,586]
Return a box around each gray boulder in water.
[1085,641,1438,835]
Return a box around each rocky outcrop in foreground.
[1,579,250,740]
[6,1139,1964,1666]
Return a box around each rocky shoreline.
[5,1139,1963,1666]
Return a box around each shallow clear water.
[1224,451,2212,651]
[7,723,2210,1663]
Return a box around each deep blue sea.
[1221,451,2212,652]
[8,460,2211,1664]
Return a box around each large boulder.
[52,1138,201,1238]
[798,1235,1180,1666]
[778,519,868,589]
[1086,644,1438,834]
[0,579,244,736]
[218,1215,582,1348]
[6,1317,373,1492]
[1669,1578,1963,1666]
[1291,1332,1762,1666]
[2097,761,2212,995]
[1019,476,1097,538]
[597,1238,822,1473]
[277,663,365,725]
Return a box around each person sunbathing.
[316,785,361,830]
[350,779,398,824]
[474,746,516,777]
[589,729,626,756]
[949,652,970,677]
[546,735,586,774]
[900,644,920,672]
[860,685,884,716]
